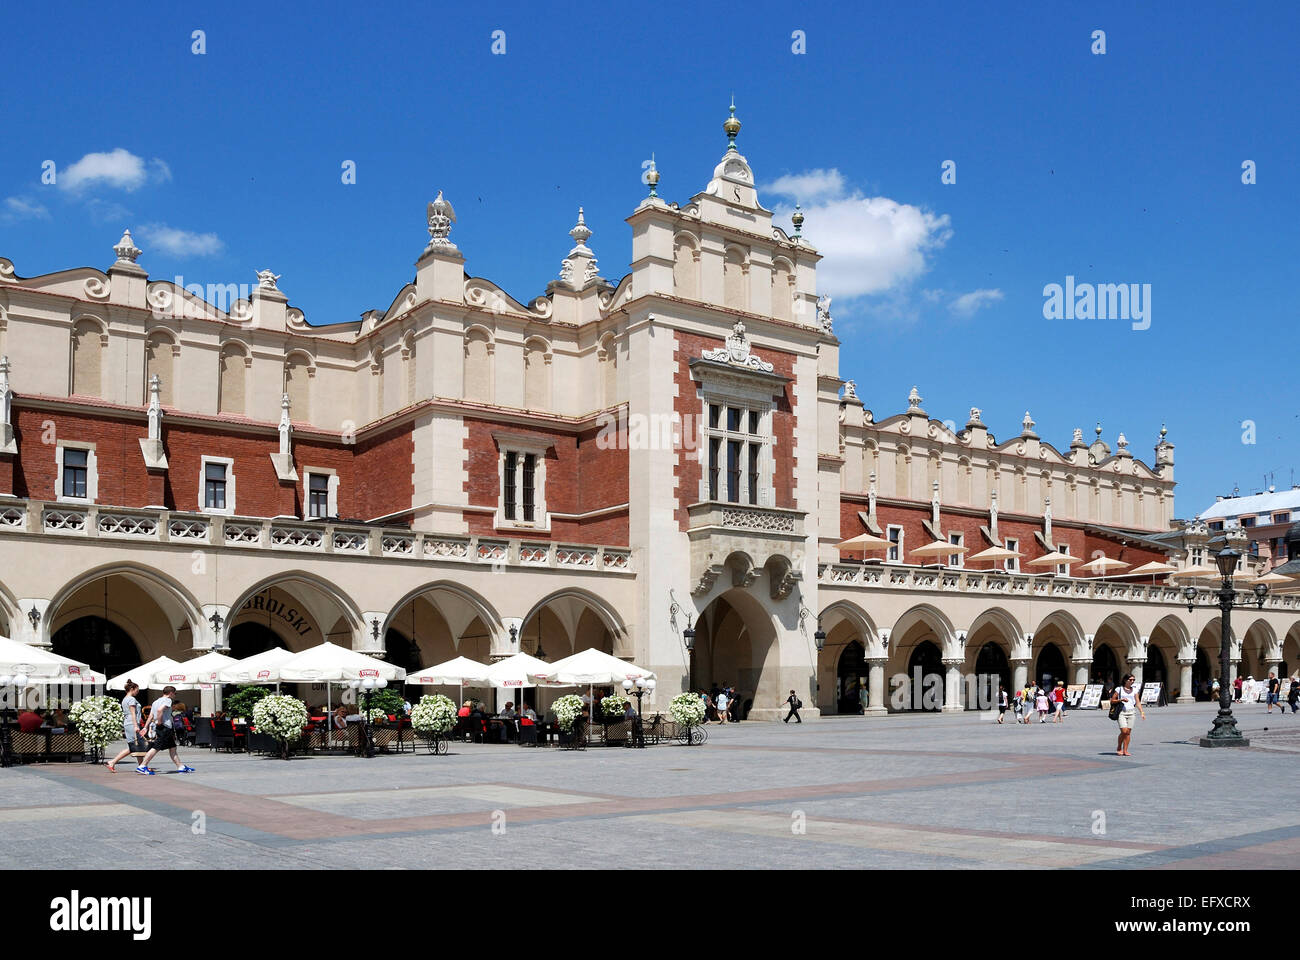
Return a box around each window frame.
[947,531,964,568]
[1004,536,1020,572]
[493,434,551,532]
[698,395,774,507]
[886,524,904,564]
[55,441,98,504]
[302,467,339,520]
[1056,542,1072,576]
[198,455,236,516]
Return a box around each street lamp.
[814,618,826,653]
[350,675,387,758]
[621,676,657,747]
[682,614,696,653]
[1191,547,1267,748]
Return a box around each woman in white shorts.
[1111,673,1146,756]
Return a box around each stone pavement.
[2,702,1297,869]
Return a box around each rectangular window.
[727,406,741,432]
[709,404,720,429]
[747,444,759,505]
[1191,547,1205,567]
[700,398,773,506]
[522,453,536,522]
[204,462,227,510]
[62,448,88,499]
[1242,516,1256,527]
[1057,542,1071,576]
[503,452,518,520]
[708,437,721,501]
[726,439,742,503]
[887,525,903,563]
[1209,521,1223,531]
[1274,512,1291,524]
[948,532,964,568]
[1004,537,1020,572]
[308,473,330,518]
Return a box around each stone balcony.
[0,499,633,575]
[687,501,807,598]
[817,561,1300,612]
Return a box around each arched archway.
[815,601,877,715]
[1144,644,1169,705]
[227,622,285,660]
[225,572,364,651]
[384,628,423,675]
[1091,644,1121,692]
[836,639,866,714]
[1193,645,1213,700]
[690,588,781,720]
[905,640,945,711]
[51,616,140,678]
[384,582,500,670]
[1036,642,1068,688]
[975,641,1011,700]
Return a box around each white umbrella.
[151,651,238,686]
[278,641,407,683]
[528,648,655,686]
[405,655,492,711]
[1077,556,1130,577]
[217,647,296,686]
[0,635,66,679]
[1026,550,1082,568]
[483,652,550,689]
[910,540,967,567]
[107,655,187,691]
[43,652,107,686]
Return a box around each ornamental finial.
[724,97,741,151]
[646,153,660,198]
[113,229,142,264]
[791,204,804,240]
[425,190,458,252]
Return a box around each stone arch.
[723,245,748,310]
[144,328,177,405]
[888,604,957,711]
[964,607,1021,700]
[1282,623,1300,676]
[0,579,21,638]
[463,325,493,403]
[384,581,503,667]
[70,316,106,398]
[523,336,552,410]
[520,587,629,660]
[1034,610,1086,673]
[45,563,205,666]
[218,340,250,415]
[223,571,365,651]
[691,587,782,719]
[815,600,879,714]
[1241,618,1279,678]
[284,349,314,424]
[673,232,700,299]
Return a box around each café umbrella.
[1127,560,1179,584]
[279,641,408,729]
[107,655,188,691]
[835,533,891,560]
[43,651,107,686]
[0,637,67,696]
[967,545,1023,567]
[217,647,297,689]
[1026,550,1081,570]
[1077,556,1129,578]
[482,652,550,690]
[910,540,967,566]
[404,655,492,709]
[1168,565,1220,580]
[150,650,238,687]
[528,648,657,721]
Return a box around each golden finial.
[724,97,741,150]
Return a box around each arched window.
[284,352,312,424]
[218,343,247,415]
[464,328,492,403]
[401,333,416,405]
[71,319,104,398]
[524,338,550,409]
[723,247,747,310]
[145,331,175,405]
[1014,467,1027,512]
[894,446,911,499]
[957,458,972,504]
[599,334,618,408]
[771,258,794,321]
[673,236,699,299]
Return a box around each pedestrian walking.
[783,689,802,723]
[1288,676,1300,715]
[1266,672,1281,714]
[1052,681,1065,722]
[106,681,144,772]
[1034,685,1050,722]
[715,688,729,724]
[1110,673,1146,756]
[1233,675,1243,701]
[136,686,195,775]
[997,684,1008,724]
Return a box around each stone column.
[1071,658,1090,685]
[1128,658,1145,686]
[1177,659,1196,704]
[866,658,887,715]
[1011,658,1029,693]
[941,659,964,712]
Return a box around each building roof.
[1197,488,1300,522]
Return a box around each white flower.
[410,694,456,735]
[552,694,585,732]
[251,694,309,746]
[599,694,628,719]
[69,696,125,750]
[669,692,705,727]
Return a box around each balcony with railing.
[0,500,633,575]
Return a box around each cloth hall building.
[0,112,1297,719]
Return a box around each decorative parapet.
[0,500,632,576]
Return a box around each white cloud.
[949,288,1004,317]
[137,223,224,258]
[58,149,171,193]
[765,169,951,300]
[1,196,50,222]
[762,169,846,204]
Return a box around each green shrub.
[225,685,270,720]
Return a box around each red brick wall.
[10,403,414,521]
[838,498,1169,570]
[462,417,628,546]
[673,331,798,531]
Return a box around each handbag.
[1108,699,1122,721]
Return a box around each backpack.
[794,697,803,710]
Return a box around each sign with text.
[1065,684,1086,707]
[1141,682,1162,705]
[1080,684,1105,709]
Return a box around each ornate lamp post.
[1183,548,1267,748]
[621,676,657,747]
[349,675,388,758]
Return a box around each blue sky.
[1,0,1295,517]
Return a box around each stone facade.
[0,113,1297,719]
